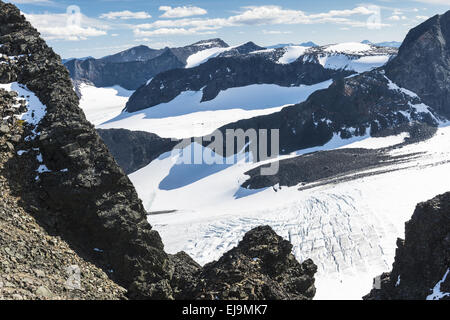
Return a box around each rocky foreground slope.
[365,192,450,300]
[0,1,316,300]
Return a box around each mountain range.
[1,0,449,301]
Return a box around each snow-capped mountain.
[124,42,396,113]
[74,11,450,300]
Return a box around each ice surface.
[129,124,450,300]
[324,42,372,54]
[96,81,332,139]
[78,83,134,126]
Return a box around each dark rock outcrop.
[125,55,354,112]
[385,11,450,118]
[365,192,450,300]
[101,45,163,63]
[65,49,184,90]
[213,71,438,158]
[242,147,409,190]
[176,226,317,300]
[97,128,178,174]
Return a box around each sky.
[5,0,450,58]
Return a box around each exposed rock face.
[0,1,317,300]
[65,49,184,91]
[365,192,450,300]
[241,123,436,190]
[124,43,396,113]
[386,11,450,118]
[213,71,438,158]
[125,54,354,113]
[101,45,163,63]
[175,226,317,300]
[0,71,127,301]
[65,39,229,90]
[97,128,178,174]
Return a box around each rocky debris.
[0,85,126,300]
[386,11,450,118]
[97,128,179,174]
[64,39,229,90]
[242,148,414,190]
[240,122,436,190]
[169,252,202,300]
[365,192,450,300]
[182,226,317,300]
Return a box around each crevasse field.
[77,43,450,300]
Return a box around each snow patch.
[99,81,333,139]
[427,269,450,300]
[0,82,47,140]
[324,42,372,54]
[277,46,309,64]
[78,83,134,126]
[319,54,390,73]
[185,47,230,68]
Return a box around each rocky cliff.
[365,192,450,300]
[97,128,178,174]
[385,11,450,118]
[0,1,316,300]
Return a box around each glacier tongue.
[136,124,450,300]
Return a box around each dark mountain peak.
[191,38,229,48]
[234,41,266,53]
[300,41,318,47]
[386,10,450,117]
[100,44,160,63]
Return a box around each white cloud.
[262,30,292,35]
[100,10,151,20]
[134,27,216,37]
[412,0,450,4]
[133,5,390,36]
[159,6,207,18]
[25,13,108,41]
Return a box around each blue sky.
[6,0,449,58]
